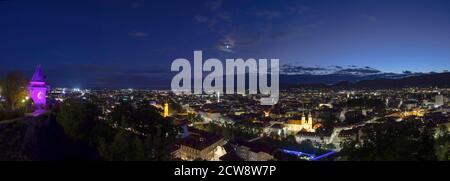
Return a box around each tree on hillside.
[100,102,178,160]
[97,130,145,161]
[1,71,28,110]
[435,125,450,161]
[57,100,100,142]
[56,100,178,160]
[339,121,439,161]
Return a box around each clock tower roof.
[31,65,46,82]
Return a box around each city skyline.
[1,1,450,177]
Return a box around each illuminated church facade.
[285,113,315,133]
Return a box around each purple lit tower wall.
[28,65,48,108]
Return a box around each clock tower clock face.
[37,91,43,100]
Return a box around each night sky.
[1,0,450,88]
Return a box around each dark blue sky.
[1,0,450,88]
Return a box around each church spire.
[301,112,306,124]
[308,112,313,124]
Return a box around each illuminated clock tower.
[28,65,48,109]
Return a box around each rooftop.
[31,65,46,82]
[179,127,223,151]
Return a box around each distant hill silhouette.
[285,73,450,89]
[338,72,450,89]
[279,72,426,85]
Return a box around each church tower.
[163,102,169,117]
[307,113,313,128]
[301,113,306,124]
[217,91,220,103]
[28,65,48,109]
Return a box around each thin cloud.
[288,5,311,14]
[128,31,148,37]
[253,11,281,19]
[194,15,217,29]
[362,15,377,23]
[205,0,223,11]
[217,12,232,22]
[368,16,377,22]
[194,15,208,23]
[130,2,141,9]
[269,24,315,39]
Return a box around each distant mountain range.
[282,72,450,89]
[279,64,447,86]
[333,72,450,89]
[281,64,384,76]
